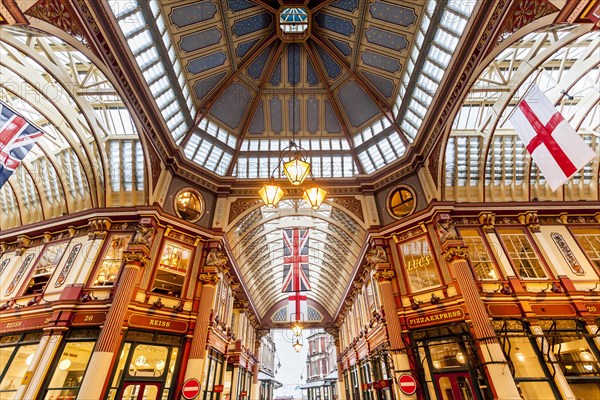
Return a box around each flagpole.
[501,68,544,125]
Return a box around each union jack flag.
[281,228,311,293]
[0,101,44,189]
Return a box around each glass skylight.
[279,7,309,33]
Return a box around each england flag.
[0,101,44,188]
[509,84,596,191]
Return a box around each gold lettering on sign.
[84,315,94,322]
[407,309,464,328]
[587,306,597,313]
[6,321,22,328]
[149,319,171,327]
[405,255,432,271]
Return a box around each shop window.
[91,233,131,287]
[40,330,97,399]
[107,331,180,400]
[22,242,68,295]
[0,332,42,396]
[428,340,467,370]
[459,229,500,280]
[400,236,441,292]
[202,349,225,400]
[152,241,192,297]
[499,230,547,278]
[542,319,600,399]
[494,320,560,400]
[572,230,600,269]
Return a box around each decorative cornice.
[374,270,395,282]
[442,246,469,262]
[199,272,220,285]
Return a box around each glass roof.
[108,0,476,178]
[227,200,366,318]
[0,26,144,229]
[444,25,599,201]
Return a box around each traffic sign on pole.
[398,374,417,395]
[182,378,201,400]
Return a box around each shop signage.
[406,307,464,328]
[182,378,201,399]
[128,314,188,333]
[372,380,390,389]
[0,314,51,333]
[586,304,598,314]
[214,385,224,393]
[398,374,417,395]
[240,391,248,396]
[72,312,106,326]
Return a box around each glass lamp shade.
[258,181,285,207]
[292,339,303,353]
[283,155,311,186]
[291,322,303,337]
[58,358,72,370]
[303,186,327,209]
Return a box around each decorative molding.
[550,232,585,276]
[88,218,112,240]
[519,211,540,233]
[5,254,34,295]
[331,197,364,222]
[199,272,220,285]
[374,269,395,282]
[228,199,262,224]
[479,212,496,232]
[442,246,469,262]
[54,243,82,287]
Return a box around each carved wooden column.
[78,221,155,400]
[439,217,521,400]
[184,246,226,383]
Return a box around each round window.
[388,186,416,219]
[174,190,204,222]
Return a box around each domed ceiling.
[109,0,474,179]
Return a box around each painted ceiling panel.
[236,38,261,58]
[232,12,273,37]
[180,28,223,53]
[314,13,355,37]
[362,71,395,98]
[369,1,418,26]
[209,82,252,129]
[170,1,217,29]
[194,71,227,99]
[339,82,380,127]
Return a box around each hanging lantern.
[291,322,303,337]
[292,338,303,353]
[283,153,310,185]
[258,180,285,207]
[302,186,327,209]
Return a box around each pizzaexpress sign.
[406,307,465,328]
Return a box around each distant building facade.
[301,330,338,400]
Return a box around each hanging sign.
[213,385,224,393]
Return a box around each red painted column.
[442,242,521,400]
[78,248,150,400]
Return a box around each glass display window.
[399,236,441,292]
[91,233,132,287]
[107,331,181,400]
[40,330,98,399]
[0,332,43,397]
[152,241,192,298]
[498,229,548,279]
[22,241,68,295]
[459,229,501,280]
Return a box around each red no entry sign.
[182,378,201,399]
[398,374,417,395]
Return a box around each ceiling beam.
[304,40,366,174]
[311,32,409,147]
[226,40,284,175]
[181,33,278,147]
[311,0,338,13]
[249,0,278,13]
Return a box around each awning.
[258,372,282,388]
[324,370,338,381]
[299,380,325,389]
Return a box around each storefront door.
[119,382,162,400]
[433,373,476,400]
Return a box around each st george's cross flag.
[281,228,311,321]
[0,101,44,189]
[509,84,596,191]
